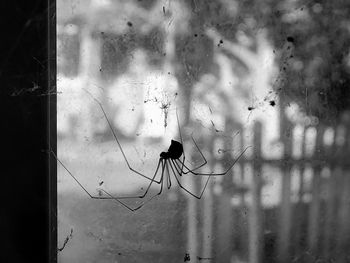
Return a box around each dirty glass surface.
[57,1,350,262]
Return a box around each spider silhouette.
[53,92,250,211]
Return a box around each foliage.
[58,0,350,124]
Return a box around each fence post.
[202,135,214,261]
[186,137,199,260]
[216,187,234,262]
[215,121,239,262]
[322,125,338,261]
[307,125,325,261]
[249,122,263,263]
[277,121,293,263]
[293,125,307,260]
[336,171,350,262]
[334,123,350,262]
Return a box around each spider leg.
[173,158,203,176]
[97,190,143,212]
[175,108,249,176]
[174,146,251,176]
[183,135,208,173]
[99,189,148,212]
[52,149,163,201]
[165,160,172,189]
[137,159,166,198]
[171,159,199,183]
[100,161,166,211]
[84,89,161,184]
[175,109,186,177]
[175,109,207,173]
[173,159,185,174]
[168,159,210,199]
[172,135,208,176]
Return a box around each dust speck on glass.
[57,0,350,262]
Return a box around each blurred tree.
[175,0,350,123]
[57,0,350,124]
[265,0,350,123]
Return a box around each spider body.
[160,140,183,159]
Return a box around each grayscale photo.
[55,0,350,262]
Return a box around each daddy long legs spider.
[53,91,250,211]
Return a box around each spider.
[53,92,250,211]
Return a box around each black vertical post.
[48,0,57,262]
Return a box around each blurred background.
[57,0,350,262]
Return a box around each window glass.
[57,1,350,262]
